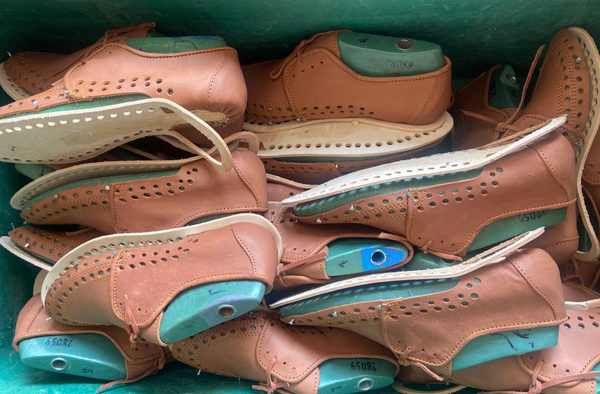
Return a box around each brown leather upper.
[527,202,579,265]
[452,29,590,151]
[43,221,280,345]
[266,182,413,290]
[0,41,247,126]
[171,312,398,394]
[294,133,576,257]
[21,151,268,234]
[4,23,156,94]
[243,30,452,125]
[446,283,600,394]
[280,248,567,375]
[14,294,166,381]
[9,226,104,263]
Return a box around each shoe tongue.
[124,36,228,54]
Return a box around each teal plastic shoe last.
[160,280,267,343]
[337,32,445,77]
[325,239,409,277]
[19,334,126,381]
[317,358,396,393]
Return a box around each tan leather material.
[4,23,156,94]
[43,222,279,344]
[171,313,398,393]
[0,43,247,126]
[450,65,507,148]
[527,202,579,265]
[8,226,104,263]
[279,248,566,373]
[243,30,452,125]
[13,294,165,381]
[21,151,267,233]
[562,260,600,292]
[267,182,307,202]
[448,283,600,394]
[261,140,444,184]
[583,128,600,185]
[294,133,576,257]
[452,29,591,151]
[266,201,413,290]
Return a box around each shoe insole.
[325,239,409,277]
[338,32,445,77]
[15,146,150,181]
[7,36,228,119]
[19,333,126,380]
[488,65,521,110]
[160,280,267,344]
[317,358,396,394]
[277,277,559,371]
[271,133,452,163]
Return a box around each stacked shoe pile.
[2,23,600,394]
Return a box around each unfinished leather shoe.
[14,149,267,234]
[414,282,600,393]
[171,311,399,394]
[243,31,453,167]
[41,215,282,345]
[14,294,168,389]
[1,226,104,271]
[272,230,567,379]
[451,28,600,260]
[266,179,414,290]
[0,33,246,165]
[0,22,158,100]
[283,119,574,259]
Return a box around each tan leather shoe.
[415,283,600,394]
[2,226,104,270]
[266,179,414,290]
[16,150,267,234]
[243,30,454,179]
[272,233,567,380]
[171,311,399,394]
[450,28,600,260]
[284,120,575,259]
[0,23,157,100]
[41,215,281,345]
[14,294,168,389]
[0,32,246,165]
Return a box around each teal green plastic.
[160,281,266,343]
[1,2,600,392]
[401,252,451,271]
[23,167,179,208]
[125,35,227,53]
[451,326,559,371]
[294,168,484,217]
[398,384,479,394]
[488,65,521,110]
[19,334,126,381]
[467,208,567,252]
[338,33,445,77]
[325,239,409,277]
[278,278,458,318]
[317,358,396,394]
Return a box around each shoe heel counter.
[231,222,279,291]
[203,48,247,125]
[414,58,453,124]
[511,248,567,322]
[531,133,577,201]
[232,151,268,210]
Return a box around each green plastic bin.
[1,1,599,392]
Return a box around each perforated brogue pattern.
[10,227,82,261]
